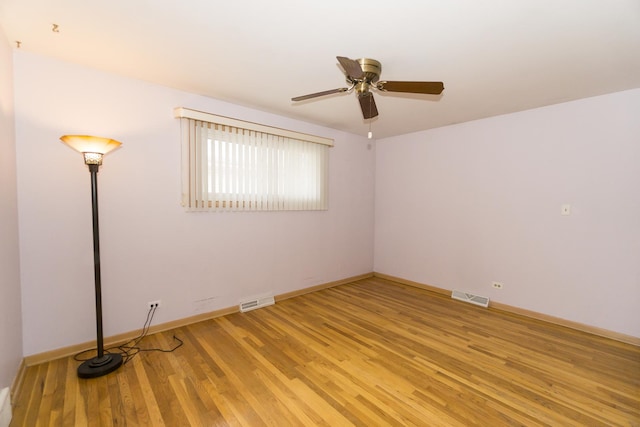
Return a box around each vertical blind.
[176,108,333,212]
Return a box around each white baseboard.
[0,387,11,427]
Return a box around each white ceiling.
[1,0,639,139]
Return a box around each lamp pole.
[89,163,106,361]
[76,160,123,378]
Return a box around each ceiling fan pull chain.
[368,96,373,139]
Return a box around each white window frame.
[175,107,333,212]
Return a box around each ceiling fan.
[292,56,444,119]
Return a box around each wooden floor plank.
[10,278,640,426]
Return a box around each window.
[175,107,332,211]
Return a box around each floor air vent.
[239,296,275,313]
[451,290,490,308]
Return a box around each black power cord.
[74,305,183,365]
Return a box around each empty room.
[1,1,639,425]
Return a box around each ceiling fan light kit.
[292,56,444,123]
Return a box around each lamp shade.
[60,135,122,155]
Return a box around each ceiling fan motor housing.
[352,58,381,95]
[356,58,382,83]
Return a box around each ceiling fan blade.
[292,87,349,102]
[337,56,364,79]
[358,93,378,119]
[376,81,444,95]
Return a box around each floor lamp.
[60,135,123,378]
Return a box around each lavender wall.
[14,52,375,356]
[0,26,23,388]
[374,89,640,338]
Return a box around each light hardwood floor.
[11,277,640,426]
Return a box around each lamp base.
[77,353,123,379]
